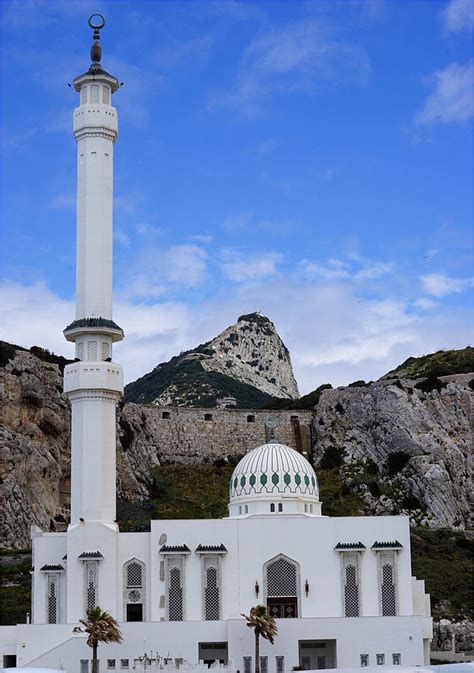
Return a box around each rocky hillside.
[124,312,299,407]
[382,346,474,380]
[311,374,473,530]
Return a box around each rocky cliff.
[312,374,473,529]
[124,312,299,407]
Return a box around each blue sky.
[1,0,473,392]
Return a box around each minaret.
[63,15,123,526]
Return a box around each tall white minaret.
[63,15,123,526]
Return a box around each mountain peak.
[124,314,299,407]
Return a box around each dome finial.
[88,14,106,64]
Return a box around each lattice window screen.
[260,657,268,673]
[77,342,84,360]
[102,342,110,360]
[81,87,87,105]
[381,563,396,616]
[168,565,183,621]
[85,562,98,611]
[90,85,100,103]
[204,566,220,621]
[87,341,97,361]
[47,576,58,624]
[126,562,143,588]
[103,87,110,105]
[344,564,359,617]
[243,658,252,673]
[276,656,285,673]
[81,660,89,673]
[267,558,297,597]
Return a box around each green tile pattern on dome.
[229,442,319,500]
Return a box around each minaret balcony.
[74,105,118,138]
[64,361,123,395]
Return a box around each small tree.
[241,605,278,673]
[73,606,123,673]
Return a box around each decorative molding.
[159,544,190,555]
[40,564,65,572]
[371,541,403,550]
[335,542,366,551]
[78,551,104,560]
[195,544,227,555]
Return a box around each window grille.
[376,654,385,666]
[77,343,84,360]
[392,654,401,666]
[81,660,89,673]
[344,564,359,617]
[47,578,57,624]
[85,562,98,610]
[267,558,297,597]
[120,661,129,670]
[107,661,116,669]
[168,566,183,621]
[276,656,284,673]
[103,87,110,105]
[360,655,369,667]
[381,563,396,616]
[87,341,97,361]
[260,657,268,673]
[243,657,252,673]
[102,342,110,360]
[81,87,87,105]
[90,85,99,103]
[205,567,220,620]
[126,562,143,588]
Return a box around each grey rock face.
[198,313,299,400]
[312,375,473,529]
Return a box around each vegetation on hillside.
[260,384,333,410]
[124,355,272,408]
[0,341,73,373]
[382,347,474,380]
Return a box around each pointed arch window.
[264,554,300,618]
[123,559,145,622]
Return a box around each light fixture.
[305,579,310,596]
[255,581,260,597]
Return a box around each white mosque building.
[0,16,432,673]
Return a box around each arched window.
[270,503,275,513]
[123,559,145,622]
[264,554,300,618]
[381,563,396,616]
[168,566,183,621]
[204,566,220,620]
[344,564,359,617]
[278,503,283,512]
[47,576,58,624]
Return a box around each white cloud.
[413,297,438,310]
[416,61,474,124]
[442,0,474,32]
[219,250,283,282]
[211,19,370,116]
[1,275,472,392]
[299,257,393,282]
[421,273,474,297]
[50,191,75,210]
[123,244,209,300]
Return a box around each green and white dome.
[228,442,321,517]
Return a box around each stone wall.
[117,404,313,501]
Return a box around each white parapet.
[63,361,123,395]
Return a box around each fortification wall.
[118,404,313,469]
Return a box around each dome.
[229,442,319,510]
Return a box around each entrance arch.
[263,554,300,618]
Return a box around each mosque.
[0,16,432,673]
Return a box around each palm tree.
[241,605,278,673]
[73,606,123,673]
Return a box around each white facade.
[0,16,432,673]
